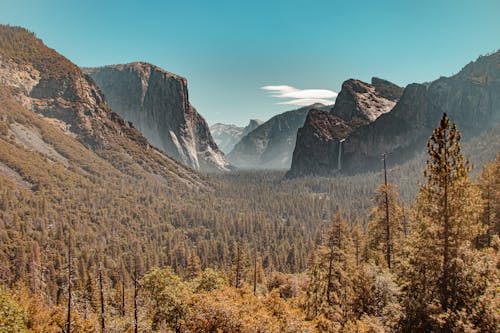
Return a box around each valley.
[0,20,499,333]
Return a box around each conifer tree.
[477,158,498,247]
[402,113,483,331]
[305,210,354,328]
[367,183,403,269]
[351,224,364,267]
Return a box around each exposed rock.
[83,63,230,172]
[287,78,402,177]
[331,78,402,124]
[288,51,500,177]
[0,25,208,189]
[286,109,352,177]
[210,119,263,154]
[228,104,330,169]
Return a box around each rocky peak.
[371,77,404,101]
[331,78,402,124]
[210,119,264,154]
[243,119,263,135]
[83,63,230,172]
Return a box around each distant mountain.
[210,119,263,154]
[83,63,230,172]
[228,103,331,169]
[288,51,500,177]
[0,25,207,189]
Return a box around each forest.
[0,113,499,332]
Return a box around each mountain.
[228,103,331,169]
[83,63,230,172]
[210,119,263,154]
[288,78,403,177]
[0,25,207,189]
[288,51,500,177]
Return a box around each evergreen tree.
[305,210,354,329]
[477,157,498,247]
[402,113,483,331]
[366,184,403,269]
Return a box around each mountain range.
[210,119,263,154]
[227,103,331,169]
[288,52,500,177]
[1,24,498,181]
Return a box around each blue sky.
[1,0,499,126]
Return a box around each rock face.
[332,78,402,125]
[83,63,230,172]
[0,25,207,189]
[288,78,402,177]
[288,51,500,177]
[228,104,331,169]
[210,119,263,154]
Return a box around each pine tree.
[402,113,483,331]
[351,224,364,267]
[305,210,354,328]
[477,158,498,247]
[186,248,202,279]
[367,183,403,269]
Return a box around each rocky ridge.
[288,51,500,177]
[210,119,263,154]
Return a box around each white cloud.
[276,98,336,106]
[261,85,337,106]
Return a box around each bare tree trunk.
[253,250,257,295]
[325,241,334,303]
[383,153,391,269]
[442,135,450,311]
[134,267,138,333]
[402,206,408,237]
[65,233,71,333]
[235,245,241,288]
[121,266,126,317]
[99,266,105,333]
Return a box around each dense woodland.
[1,111,499,331]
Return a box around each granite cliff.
[288,51,500,177]
[288,78,402,177]
[83,63,230,172]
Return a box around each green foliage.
[140,267,189,331]
[194,268,227,292]
[0,62,498,332]
[0,287,28,332]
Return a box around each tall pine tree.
[402,113,483,332]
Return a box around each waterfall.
[338,139,345,170]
